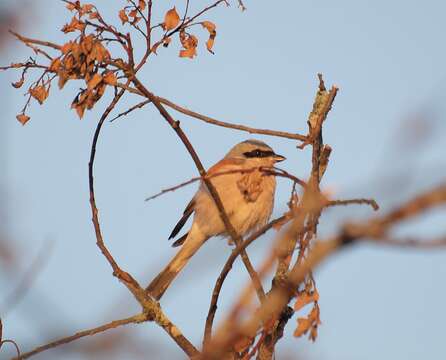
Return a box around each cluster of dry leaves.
[7,0,218,126]
[151,7,216,57]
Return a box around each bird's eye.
[243,149,274,158]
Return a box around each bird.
[146,139,286,300]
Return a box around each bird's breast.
[193,168,276,238]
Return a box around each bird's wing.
[168,198,195,240]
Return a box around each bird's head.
[225,139,286,166]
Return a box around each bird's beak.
[273,154,286,162]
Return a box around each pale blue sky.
[1,1,445,359]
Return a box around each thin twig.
[114,83,307,142]
[110,99,151,122]
[12,314,147,360]
[158,96,308,142]
[8,31,62,50]
[327,198,379,211]
[144,166,304,202]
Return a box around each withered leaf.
[294,317,311,337]
[129,9,138,18]
[163,7,180,31]
[30,85,48,105]
[74,103,87,119]
[310,326,318,342]
[16,114,30,125]
[102,71,117,86]
[179,33,198,59]
[71,91,88,119]
[61,41,73,54]
[87,73,102,90]
[49,58,62,72]
[201,21,217,53]
[179,47,196,59]
[62,16,85,33]
[294,289,319,311]
[201,21,216,33]
[119,9,128,24]
[139,0,146,11]
[11,78,24,89]
[66,2,77,11]
[58,71,69,89]
[81,4,94,14]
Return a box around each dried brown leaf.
[129,9,138,18]
[201,21,217,53]
[294,317,311,337]
[139,0,146,11]
[294,289,319,311]
[87,73,102,90]
[119,9,128,24]
[102,71,117,86]
[179,47,197,59]
[179,33,198,59]
[74,103,87,119]
[81,4,94,14]
[201,21,216,33]
[11,78,24,89]
[49,58,62,72]
[61,41,73,54]
[66,2,77,11]
[29,85,48,105]
[163,7,180,31]
[62,16,85,33]
[16,114,30,125]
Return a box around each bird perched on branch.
[147,139,285,300]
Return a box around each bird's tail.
[147,224,205,300]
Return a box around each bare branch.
[110,99,151,122]
[12,314,147,360]
[327,198,379,211]
[158,96,308,142]
[9,30,61,50]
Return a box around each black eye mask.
[243,149,275,158]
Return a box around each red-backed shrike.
[147,139,285,300]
